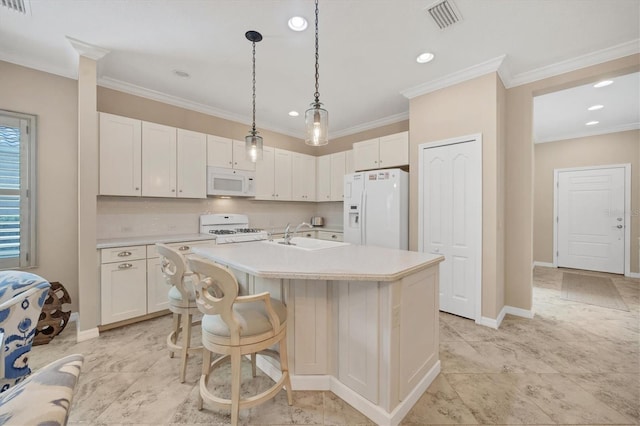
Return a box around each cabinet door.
[99,113,142,196]
[353,138,379,171]
[147,257,170,313]
[101,259,147,324]
[207,135,233,169]
[177,129,207,198]
[273,149,292,201]
[330,151,346,201]
[232,140,256,171]
[142,122,177,197]
[316,155,331,202]
[379,131,408,168]
[338,280,379,403]
[293,279,328,374]
[255,146,275,200]
[292,153,316,201]
[345,149,355,174]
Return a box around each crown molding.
[507,39,640,88]
[97,76,304,139]
[534,122,640,144]
[401,55,507,99]
[330,111,410,139]
[66,36,110,60]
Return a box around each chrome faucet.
[294,222,313,237]
[283,223,292,244]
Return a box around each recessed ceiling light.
[586,120,599,126]
[288,16,308,31]
[416,52,435,64]
[173,69,190,78]
[587,104,604,111]
[593,80,613,88]
[288,111,299,117]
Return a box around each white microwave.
[207,167,256,197]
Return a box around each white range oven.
[199,213,267,244]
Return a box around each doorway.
[418,134,482,321]
[554,164,630,275]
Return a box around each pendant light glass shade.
[245,30,263,162]
[304,104,328,146]
[245,133,263,162]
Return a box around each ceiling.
[0,0,638,140]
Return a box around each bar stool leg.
[251,353,257,377]
[169,313,180,358]
[279,333,293,406]
[179,313,192,383]
[198,348,211,411]
[230,348,242,426]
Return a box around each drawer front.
[101,245,147,263]
[301,231,317,238]
[147,240,214,258]
[316,231,343,242]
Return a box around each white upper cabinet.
[273,148,292,201]
[345,149,355,174]
[206,135,233,168]
[316,155,331,201]
[255,146,275,200]
[206,135,255,171]
[176,129,207,198]
[232,140,256,171]
[378,131,409,168]
[353,131,408,171]
[292,153,316,201]
[99,112,142,196]
[330,151,346,201]
[142,121,177,197]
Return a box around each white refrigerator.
[343,168,409,250]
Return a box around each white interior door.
[556,167,625,274]
[420,138,481,320]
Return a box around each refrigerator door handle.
[361,189,367,245]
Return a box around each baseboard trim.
[76,327,99,342]
[504,305,535,319]
[626,272,640,279]
[533,261,555,268]
[476,305,535,329]
[257,356,441,426]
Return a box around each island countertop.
[191,241,444,281]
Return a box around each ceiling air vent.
[426,0,462,30]
[1,0,28,14]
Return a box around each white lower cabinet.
[292,280,328,374]
[316,231,343,242]
[100,256,147,325]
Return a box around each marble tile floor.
[30,266,639,425]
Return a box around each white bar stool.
[156,243,203,383]
[188,256,293,426]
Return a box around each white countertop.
[97,233,216,249]
[192,241,443,281]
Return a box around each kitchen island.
[192,241,444,426]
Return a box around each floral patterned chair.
[0,354,83,425]
[0,271,51,393]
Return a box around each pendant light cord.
[313,0,320,106]
[251,39,257,135]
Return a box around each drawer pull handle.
[178,245,190,251]
[331,235,337,239]
[118,263,133,269]
[117,251,132,257]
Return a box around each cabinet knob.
[234,162,237,165]
[331,235,337,239]
[178,245,189,251]
[117,251,132,257]
[179,189,183,192]
[118,263,133,269]
[171,189,176,192]
[374,160,378,164]
[229,161,232,165]
[135,187,140,191]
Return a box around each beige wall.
[534,130,640,273]
[409,72,504,320]
[0,61,80,311]
[505,54,639,311]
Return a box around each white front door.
[420,137,481,320]
[556,167,625,274]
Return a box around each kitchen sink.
[262,237,349,251]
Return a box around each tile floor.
[30,266,639,425]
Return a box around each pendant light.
[305,0,328,146]
[245,30,263,162]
